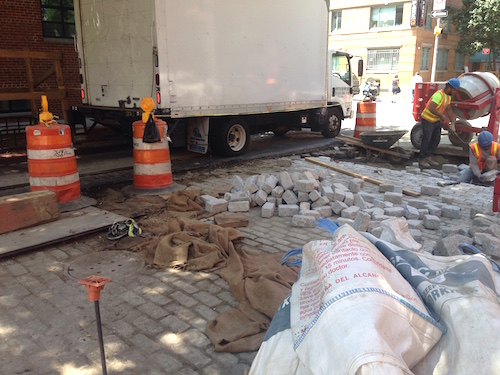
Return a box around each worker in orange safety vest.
[457,130,500,183]
[419,78,460,168]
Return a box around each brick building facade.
[1,1,469,112]
[0,0,80,119]
[328,0,466,97]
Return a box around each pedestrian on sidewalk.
[418,78,460,168]
[411,72,423,102]
[391,75,400,103]
[457,130,500,184]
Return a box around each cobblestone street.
[1,156,498,374]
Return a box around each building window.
[331,11,342,32]
[421,47,431,70]
[424,3,432,28]
[454,52,466,71]
[367,49,400,71]
[41,0,75,39]
[436,49,449,71]
[370,5,403,28]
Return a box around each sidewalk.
[1,154,498,374]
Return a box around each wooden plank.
[0,49,62,60]
[54,58,69,124]
[0,206,129,257]
[25,57,37,118]
[305,157,421,197]
[34,66,56,87]
[0,191,59,234]
[336,135,410,158]
[0,90,67,101]
[0,49,67,123]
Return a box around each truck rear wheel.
[321,109,341,138]
[212,118,250,156]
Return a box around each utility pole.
[431,17,441,82]
[431,0,447,82]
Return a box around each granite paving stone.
[1,157,499,374]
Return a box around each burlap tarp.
[98,189,206,219]
[98,188,298,352]
[211,250,298,352]
[155,217,298,352]
[101,189,208,265]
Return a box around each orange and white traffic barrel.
[132,98,172,189]
[26,96,80,202]
[354,101,377,138]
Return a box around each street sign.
[433,0,446,11]
[431,10,448,18]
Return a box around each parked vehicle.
[362,80,380,102]
[71,0,362,156]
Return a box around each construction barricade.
[26,96,80,202]
[494,176,500,212]
[132,98,172,189]
[354,101,376,138]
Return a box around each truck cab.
[328,50,358,119]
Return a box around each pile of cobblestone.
[199,157,500,260]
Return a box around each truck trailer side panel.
[75,0,329,117]
[157,0,328,117]
[76,0,155,110]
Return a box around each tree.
[451,0,500,70]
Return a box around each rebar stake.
[78,275,112,375]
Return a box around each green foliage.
[451,0,500,61]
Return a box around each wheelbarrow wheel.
[410,122,440,149]
[386,146,406,164]
[448,120,473,147]
[410,122,423,149]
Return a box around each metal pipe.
[78,276,111,375]
[94,300,108,375]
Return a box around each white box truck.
[71,0,361,156]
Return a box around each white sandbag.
[355,362,416,375]
[364,233,500,375]
[249,294,311,375]
[290,225,443,374]
[379,217,422,252]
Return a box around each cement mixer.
[411,72,500,149]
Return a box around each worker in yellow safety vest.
[457,130,500,183]
[419,78,460,168]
